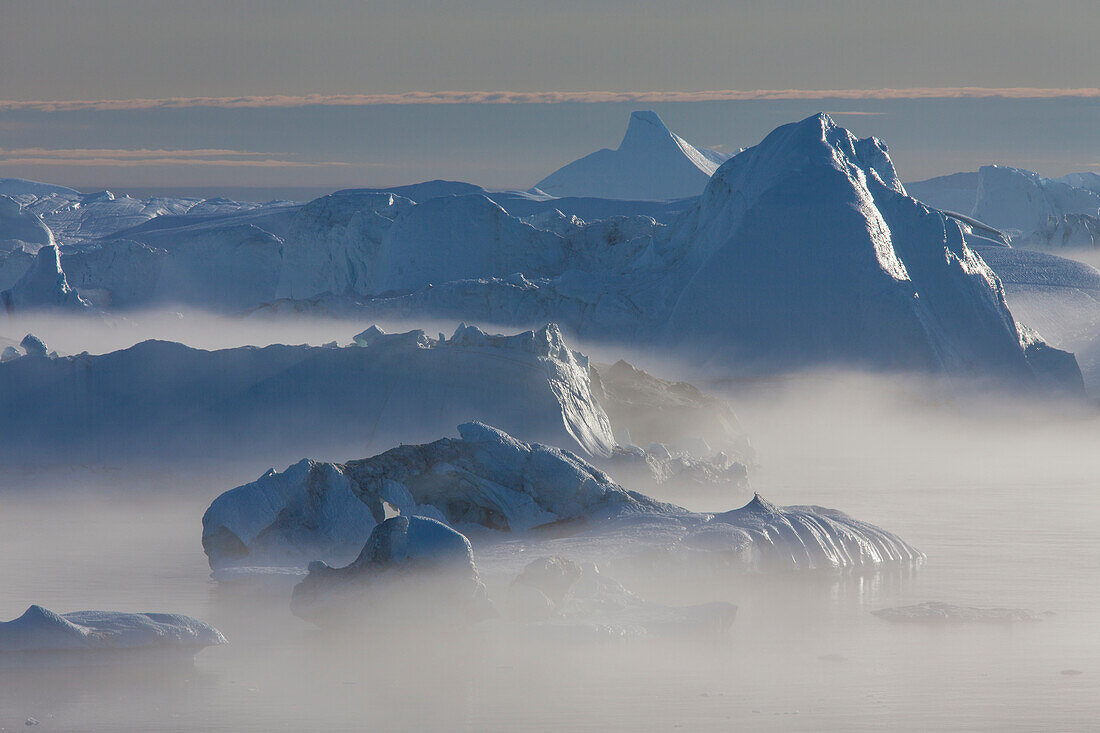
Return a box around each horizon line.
[3,87,1100,112]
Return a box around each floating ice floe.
[872,602,1043,624]
[0,605,226,657]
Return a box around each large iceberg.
[202,421,664,570]
[908,165,1100,245]
[0,323,614,465]
[4,116,1081,393]
[263,114,1078,393]
[533,111,731,200]
[0,605,226,655]
[202,423,918,576]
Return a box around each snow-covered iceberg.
[534,110,730,200]
[0,605,226,655]
[290,515,491,627]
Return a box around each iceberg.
[534,111,730,200]
[5,116,1080,393]
[0,244,89,312]
[202,459,377,571]
[202,421,660,570]
[908,166,1100,245]
[0,323,616,465]
[289,515,491,627]
[0,605,226,655]
[203,424,917,576]
[0,195,55,253]
[269,114,1078,393]
[689,494,925,572]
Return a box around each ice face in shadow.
[290,516,491,628]
[0,244,89,312]
[0,605,226,655]
[0,323,614,465]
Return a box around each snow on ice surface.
[15,188,260,245]
[0,323,613,465]
[0,605,226,653]
[0,196,55,253]
[534,110,731,200]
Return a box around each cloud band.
[2,88,1099,113]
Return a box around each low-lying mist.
[2,309,1099,731]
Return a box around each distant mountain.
[533,111,730,200]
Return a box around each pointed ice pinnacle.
[533,110,731,200]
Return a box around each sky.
[2,0,1099,197]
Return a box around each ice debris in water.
[872,601,1043,624]
[0,605,227,654]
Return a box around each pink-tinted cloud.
[0,147,348,168]
[1,88,1100,112]
[0,147,273,159]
